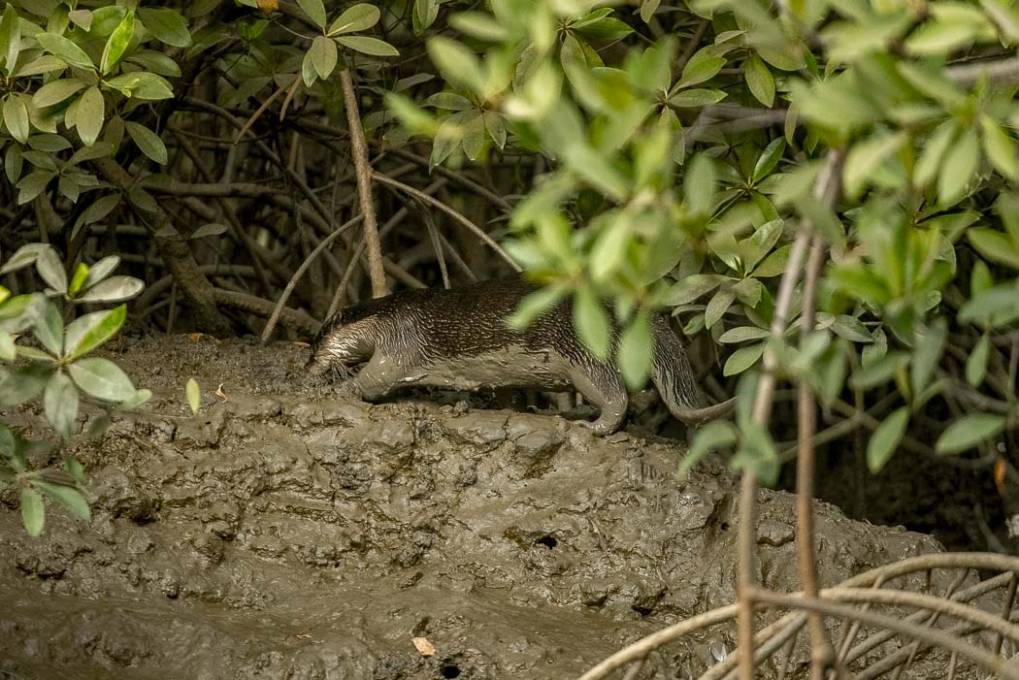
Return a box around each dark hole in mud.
[720,522,730,531]
[535,534,557,549]
[440,664,462,678]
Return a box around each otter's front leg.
[567,364,628,435]
[349,353,411,402]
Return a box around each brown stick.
[339,69,387,299]
[737,150,844,680]
[797,236,840,675]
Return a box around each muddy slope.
[0,336,949,679]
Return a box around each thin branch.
[339,68,387,298]
[370,171,522,272]
[797,239,836,678]
[260,215,362,342]
[738,149,843,680]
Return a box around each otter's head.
[304,316,369,379]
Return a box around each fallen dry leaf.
[411,637,435,657]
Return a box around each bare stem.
[738,150,843,680]
[339,69,387,298]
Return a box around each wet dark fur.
[307,278,732,434]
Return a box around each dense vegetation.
[1,0,1018,552]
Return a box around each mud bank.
[0,336,949,679]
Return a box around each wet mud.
[0,336,951,679]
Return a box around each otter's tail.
[649,315,735,424]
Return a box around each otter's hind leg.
[566,363,628,435]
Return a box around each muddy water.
[0,336,949,679]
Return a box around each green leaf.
[844,131,907,199]
[685,153,716,215]
[573,286,611,360]
[327,3,380,36]
[105,72,174,100]
[138,8,191,48]
[449,12,508,42]
[20,488,44,537]
[186,377,201,414]
[125,122,167,164]
[335,35,399,57]
[830,315,874,343]
[3,95,29,144]
[590,215,631,281]
[301,50,318,87]
[484,111,506,150]
[16,171,55,205]
[938,127,979,206]
[679,420,737,477]
[309,35,338,79]
[640,0,661,24]
[849,351,909,390]
[427,37,482,91]
[744,53,775,107]
[904,20,978,56]
[960,285,1019,325]
[982,0,1019,42]
[752,138,786,185]
[461,113,486,161]
[507,284,566,330]
[867,407,909,473]
[63,305,125,360]
[677,49,725,89]
[0,5,21,77]
[966,334,990,387]
[968,228,1019,269]
[68,357,136,402]
[36,33,94,69]
[75,87,104,147]
[33,79,86,108]
[980,114,1019,181]
[724,342,764,376]
[100,10,135,74]
[33,300,63,356]
[705,288,735,329]
[562,142,629,202]
[719,326,770,344]
[44,370,78,440]
[297,0,327,29]
[5,144,23,183]
[68,263,89,298]
[35,246,67,294]
[936,413,1006,455]
[34,481,90,522]
[76,276,143,304]
[915,119,957,188]
[412,0,439,34]
[15,55,68,78]
[0,364,52,406]
[618,312,652,390]
[668,88,726,107]
[665,274,729,305]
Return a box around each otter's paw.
[573,418,618,437]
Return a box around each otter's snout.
[304,352,329,377]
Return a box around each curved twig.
[370,171,521,272]
[260,215,362,342]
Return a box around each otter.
[305,278,734,435]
